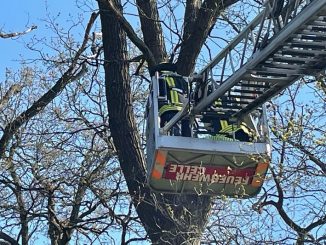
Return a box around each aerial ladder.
[146,0,326,197]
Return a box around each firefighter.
[150,63,191,136]
[193,79,252,141]
[209,117,252,142]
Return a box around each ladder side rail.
[198,1,277,109]
[152,73,161,139]
[193,0,326,115]
[201,0,285,75]
[146,75,161,170]
[229,50,236,73]
[199,8,269,75]
[220,50,229,83]
[194,68,248,114]
[253,3,272,53]
[199,0,310,83]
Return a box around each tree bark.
[48,190,61,245]
[136,0,167,63]
[7,145,29,245]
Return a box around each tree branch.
[0,12,98,159]
[183,0,202,42]
[177,0,238,75]
[98,0,156,67]
[0,84,22,111]
[262,169,307,239]
[0,26,37,39]
[287,139,325,174]
[305,215,326,233]
[135,0,167,63]
[0,231,19,245]
[98,2,213,243]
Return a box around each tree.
[97,0,325,244]
[96,0,242,243]
[0,0,325,244]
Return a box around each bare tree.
[0,0,324,244]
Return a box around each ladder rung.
[292,34,326,41]
[216,98,252,105]
[310,26,326,32]
[228,94,257,100]
[299,30,326,37]
[224,100,251,105]
[270,55,313,64]
[243,74,289,83]
[231,89,264,94]
[311,20,326,26]
[316,16,326,21]
[202,110,240,117]
[260,62,303,70]
[262,62,319,72]
[211,104,245,109]
[285,42,326,49]
[240,82,271,89]
[251,67,315,76]
[280,48,326,57]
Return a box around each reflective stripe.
[220,125,236,133]
[220,120,228,129]
[240,122,250,135]
[172,87,183,93]
[159,104,182,116]
[166,77,175,88]
[219,120,250,135]
[220,120,231,133]
[164,76,183,105]
[152,169,162,179]
[170,90,179,104]
[155,151,166,166]
[209,134,238,141]
[214,99,222,106]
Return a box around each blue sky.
[0,0,82,77]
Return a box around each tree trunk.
[98,1,212,244]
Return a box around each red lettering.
[163,163,255,185]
